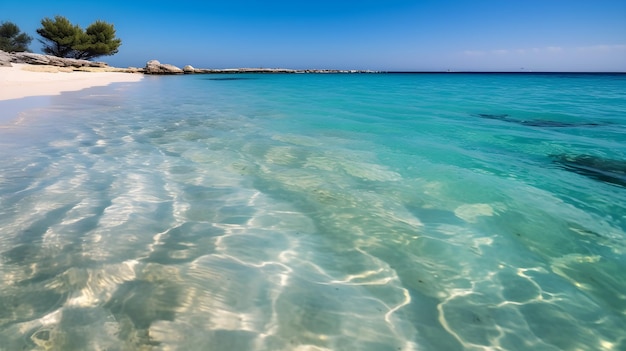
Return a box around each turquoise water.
[0,73,625,350]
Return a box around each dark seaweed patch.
[475,113,605,128]
[204,77,257,81]
[519,120,603,127]
[551,154,626,187]
[477,113,510,121]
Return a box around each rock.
[12,52,51,65]
[145,60,184,74]
[145,59,159,69]
[0,50,110,68]
[183,65,195,73]
[0,50,12,66]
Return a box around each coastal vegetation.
[37,16,121,60]
[0,21,32,52]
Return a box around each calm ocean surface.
[1,73,625,350]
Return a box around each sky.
[1,0,625,71]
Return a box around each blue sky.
[1,0,625,71]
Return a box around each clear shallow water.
[0,73,625,350]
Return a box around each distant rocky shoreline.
[0,50,378,74]
[146,60,379,74]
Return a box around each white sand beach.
[0,63,143,101]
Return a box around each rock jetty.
[142,59,378,74]
[185,67,379,74]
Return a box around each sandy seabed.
[0,63,143,101]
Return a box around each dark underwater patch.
[477,113,510,121]
[475,113,605,128]
[204,77,258,81]
[519,120,603,127]
[551,154,626,188]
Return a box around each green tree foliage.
[36,16,80,57]
[0,21,33,52]
[74,21,121,60]
[37,16,121,60]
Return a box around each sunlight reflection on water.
[1,74,625,350]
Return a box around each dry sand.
[0,63,143,101]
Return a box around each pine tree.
[73,20,121,60]
[0,21,33,52]
[37,16,82,57]
[37,16,121,60]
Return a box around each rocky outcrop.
[0,50,108,68]
[0,50,11,67]
[183,65,195,73]
[144,60,184,74]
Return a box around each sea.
[0,72,625,351]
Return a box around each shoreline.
[4,52,622,102]
[0,63,143,101]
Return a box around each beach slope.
[0,63,143,101]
